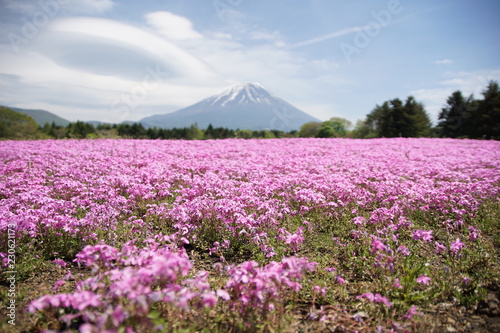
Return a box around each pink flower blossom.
[403,305,418,320]
[356,292,392,307]
[397,245,410,256]
[336,276,346,285]
[52,259,67,268]
[412,229,433,242]
[216,289,230,301]
[371,237,387,254]
[468,226,479,241]
[416,276,431,285]
[53,279,66,291]
[450,238,465,254]
[435,241,447,254]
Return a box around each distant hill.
[8,107,71,127]
[139,82,320,131]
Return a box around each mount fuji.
[139,82,320,131]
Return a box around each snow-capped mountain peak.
[139,81,321,131]
[209,82,274,107]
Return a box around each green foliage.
[0,106,41,139]
[358,96,432,138]
[298,121,322,137]
[67,121,96,139]
[437,81,500,139]
[437,91,476,138]
[352,119,378,138]
[316,117,352,138]
[473,81,500,139]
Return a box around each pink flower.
[52,259,67,268]
[450,238,465,254]
[403,305,418,320]
[336,276,346,285]
[201,292,218,308]
[435,241,447,254]
[412,229,433,242]
[393,278,402,289]
[397,245,410,256]
[357,292,375,302]
[374,293,392,308]
[416,276,431,285]
[79,323,97,333]
[216,289,230,301]
[469,226,479,241]
[371,237,387,254]
[111,305,127,326]
[53,279,66,291]
[313,285,326,296]
[352,216,366,226]
[356,292,391,307]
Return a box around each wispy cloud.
[410,69,500,121]
[43,17,215,81]
[434,59,453,65]
[0,10,343,122]
[287,26,364,49]
[145,11,202,40]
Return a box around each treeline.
[1,81,498,140]
[298,80,500,139]
[38,121,297,140]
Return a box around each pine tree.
[437,91,476,138]
[473,81,500,139]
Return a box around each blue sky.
[0,0,499,125]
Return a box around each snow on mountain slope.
[140,82,321,131]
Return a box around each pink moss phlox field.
[1,138,499,330]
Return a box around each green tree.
[437,91,476,138]
[352,120,377,138]
[0,106,41,139]
[130,123,146,138]
[362,96,432,138]
[186,123,202,140]
[316,117,353,138]
[298,121,322,137]
[473,81,500,139]
[316,125,336,138]
[204,124,215,139]
[404,96,432,137]
[67,121,96,139]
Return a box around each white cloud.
[434,59,453,65]
[145,11,202,40]
[288,26,364,49]
[248,30,281,41]
[0,11,347,123]
[0,16,223,122]
[42,17,216,81]
[410,69,500,122]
